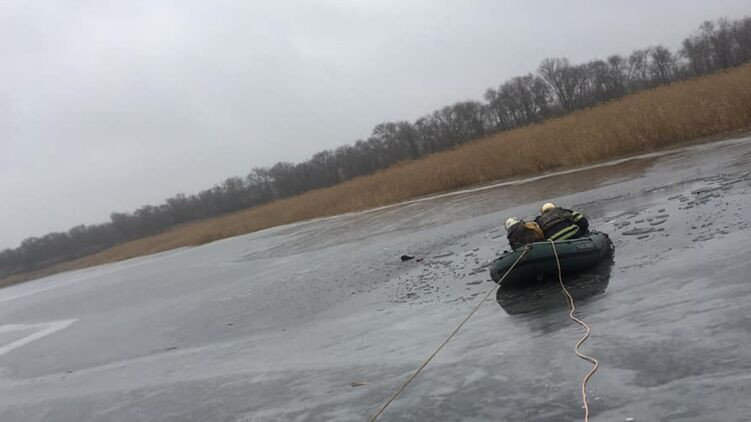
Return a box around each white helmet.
[505,217,520,231]
[541,202,556,214]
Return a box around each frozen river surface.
[1,136,751,421]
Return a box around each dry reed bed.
[4,65,751,286]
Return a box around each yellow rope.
[368,247,530,421]
[549,240,599,422]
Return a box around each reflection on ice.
[496,257,613,316]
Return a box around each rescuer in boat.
[535,202,589,241]
[505,217,545,250]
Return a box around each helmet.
[505,217,520,231]
[541,202,556,214]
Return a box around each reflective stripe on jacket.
[548,223,580,240]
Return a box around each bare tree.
[649,46,677,84]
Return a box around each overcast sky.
[1,0,749,249]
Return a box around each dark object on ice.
[489,231,614,287]
[400,255,415,261]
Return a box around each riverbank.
[3,64,751,287]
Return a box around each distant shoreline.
[3,64,751,288]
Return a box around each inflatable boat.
[489,231,614,287]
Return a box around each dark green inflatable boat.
[489,231,614,287]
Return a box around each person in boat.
[505,217,545,250]
[535,202,589,241]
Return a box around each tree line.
[3,17,751,278]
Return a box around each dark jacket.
[535,207,589,241]
[507,221,545,250]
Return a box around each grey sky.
[2,0,749,249]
